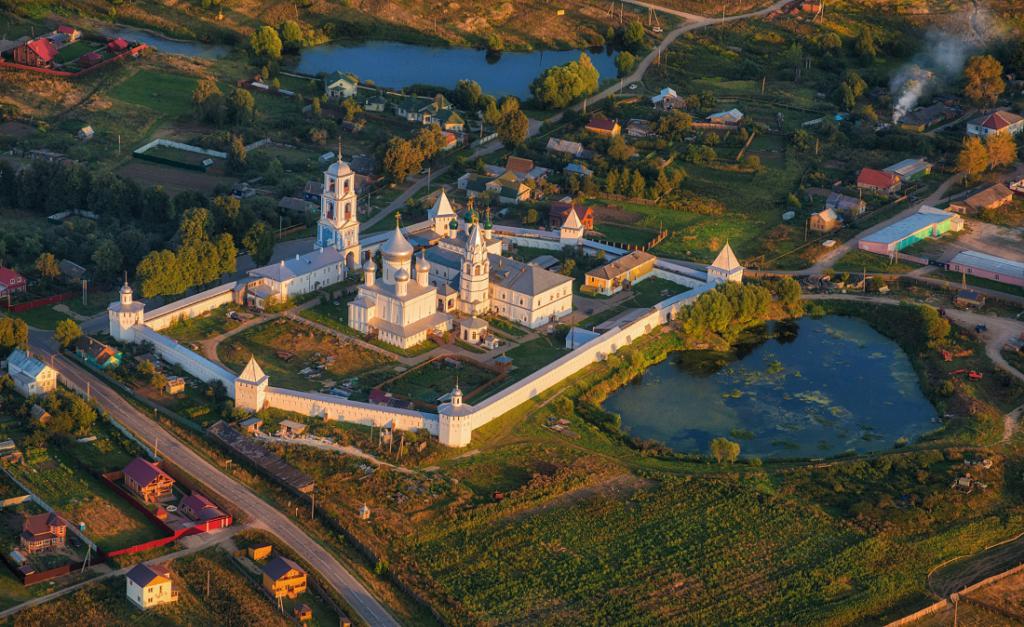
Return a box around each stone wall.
[144,282,238,331]
[444,283,715,439]
[263,387,438,434]
[134,326,238,396]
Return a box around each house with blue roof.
[4,349,57,397]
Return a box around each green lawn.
[108,70,200,117]
[162,304,242,343]
[53,40,96,65]
[501,335,569,384]
[831,249,918,274]
[590,223,659,247]
[384,358,499,406]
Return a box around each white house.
[323,72,358,100]
[966,110,1024,137]
[125,562,177,609]
[5,349,57,397]
[651,87,684,110]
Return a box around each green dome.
[449,217,458,229]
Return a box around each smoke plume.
[890,5,1002,123]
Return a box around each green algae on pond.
[602,316,938,458]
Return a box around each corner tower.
[108,279,145,342]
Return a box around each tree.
[340,97,362,121]
[615,51,637,77]
[561,258,576,276]
[497,109,529,147]
[382,137,422,182]
[605,169,620,194]
[454,80,483,110]
[818,32,842,54]
[607,135,636,161]
[986,132,1017,169]
[530,52,599,109]
[522,208,539,225]
[279,20,304,52]
[742,154,763,173]
[627,169,646,199]
[228,135,248,174]
[243,221,275,266]
[653,169,673,199]
[957,136,989,177]
[91,238,123,279]
[655,109,692,141]
[486,33,504,54]
[622,20,645,51]
[250,25,282,62]
[854,28,876,60]
[34,252,59,278]
[963,54,1005,107]
[54,319,81,349]
[192,78,224,124]
[0,317,28,353]
[228,88,256,125]
[710,437,740,463]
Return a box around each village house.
[549,201,595,230]
[363,92,388,113]
[457,171,531,205]
[584,251,657,296]
[107,38,130,53]
[11,38,59,68]
[5,349,58,397]
[126,563,178,609]
[122,457,175,503]
[262,556,308,599]
[294,604,314,622]
[179,492,226,522]
[495,156,549,183]
[856,167,902,197]
[966,110,1024,137]
[705,108,744,126]
[323,72,358,100]
[55,25,81,43]
[397,94,453,125]
[651,87,684,110]
[884,157,932,182]
[948,183,1014,215]
[626,118,656,138]
[897,103,955,132]
[546,137,587,159]
[302,181,324,204]
[809,208,841,233]
[0,267,26,299]
[825,192,866,219]
[164,376,185,395]
[585,116,621,137]
[31,404,51,426]
[435,109,465,133]
[77,125,94,141]
[59,259,87,282]
[74,336,123,370]
[564,162,594,178]
[20,512,67,554]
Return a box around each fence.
[3,292,73,313]
[0,43,147,78]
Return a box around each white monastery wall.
[144,282,238,331]
[263,387,438,434]
[134,326,238,396]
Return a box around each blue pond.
[296,41,618,98]
[602,316,938,458]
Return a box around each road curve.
[26,336,400,627]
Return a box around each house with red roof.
[11,38,59,68]
[856,167,902,197]
[106,38,129,53]
[55,25,81,43]
[585,116,621,137]
[549,201,594,230]
[78,51,104,68]
[179,492,226,522]
[966,110,1024,137]
[0,267,26,299]
[123,457,175,503]
[21,512,67,553]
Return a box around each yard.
[831,249,918,274]
[499,334,569,385]
[217,318,393,392]
[161,304,244,343]
[53,40,96,65]
[108,70,201,118]
[382,357,501,407]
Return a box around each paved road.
[25,331,400,627]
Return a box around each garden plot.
[382,356,502,407]
[218,318,393,392]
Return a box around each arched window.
[327,202,334,221]
[345,203,352,219]
[474,264,482,276]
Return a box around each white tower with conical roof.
[235,356,269,412]
[559,206,585,246]
[707,242,744,284]
[316,147,361,270]
[459,217,490,316]
[428,188,457,237]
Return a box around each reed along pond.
[602,316,938,458]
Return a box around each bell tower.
[317,142,361,270]
[459,213,491,316]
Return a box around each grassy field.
[933,270,1024,298]
[108,70,200,117]
[53,40,96,65]
[831,249,919,274]
[217,318,393,391]
[383,357,500,406]
[500,334,569,384]
[161,304,243,343]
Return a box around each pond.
[602,316,938,458]
[296,41,619,98]
[100,27,230,59]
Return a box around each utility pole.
[206,570,210,598]
[310,492,316,519]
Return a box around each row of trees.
[135,208,237,298]
[192,79,258,126]
[957,133,1017,178]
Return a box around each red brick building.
[11,38,58,68]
